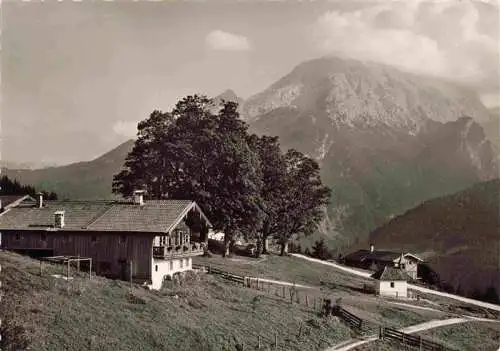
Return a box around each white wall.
[377,280,408,298]
[150,257,192,290]
[208,230,224,241]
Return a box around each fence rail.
[380,326,453,351]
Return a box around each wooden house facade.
[0,192,212,289]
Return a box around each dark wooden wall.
[1,230,154,281]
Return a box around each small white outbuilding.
[371,265,410,299]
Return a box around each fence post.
[305,294,309,307]
[258,335,261,349]
[274,333,277,349]
[419,336,422,351]
[379,326,383,339]
[282,286,285,298]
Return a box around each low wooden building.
[0,191,212,290]
[371,266,410,299]
[343,244,422,280]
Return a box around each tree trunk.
[262,235,269,254]
[255,236,263,258]
[261,220,271,254]
[223,233,231,258]
[280,241,289,256]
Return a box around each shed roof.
[371,266,410,281]
[0,199,212,234]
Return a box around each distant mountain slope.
[2,140,134,200]
[482,107,500,151]
[245,56,498,243]
[368,179,500,299]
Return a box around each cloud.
[112,120,138,138]
[205,30,251,52]
[311,1,500,94]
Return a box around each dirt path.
[246,277,318,290]
[291,254,500,313]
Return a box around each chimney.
[133,190,145,206]
[54,211,65,228]
[370,243,374,253]
[37,192,44,208]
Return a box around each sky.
[2,0,499,165]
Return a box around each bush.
[288,242,302,254]
[311,239,333,260]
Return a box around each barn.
[0,191,212,290]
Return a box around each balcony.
[153,242,204,259]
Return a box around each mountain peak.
[241,55,490,128]
[215,89,241,103]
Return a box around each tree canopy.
[113,95,264,256]
[113,94,331,257]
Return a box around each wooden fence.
[380,326,456,351]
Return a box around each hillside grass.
[194,253,371,291]
[1,251,468,351]
[0,251,354,351]
[194,253,450,328]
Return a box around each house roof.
[0,198,212,234]
[371,266,410,281]
[0,195,34,209]
[344,249,422,263]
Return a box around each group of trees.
[113,95,331,257]
[0,175,58,201]
[289,238,334,261]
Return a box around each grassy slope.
[0,251,352,351]
[1,251,456,351]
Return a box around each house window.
[41,233,47,241]
[91,236,97,244]
[390,282,395,288]
[169,261,173,270]
[155,265,158,272]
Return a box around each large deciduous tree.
[247,135,287,256]
[113,95,264,257]
[247,136,332,257]
[275,149,332,256]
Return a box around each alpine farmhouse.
[0,191,212,290]
[343,244,423,280]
